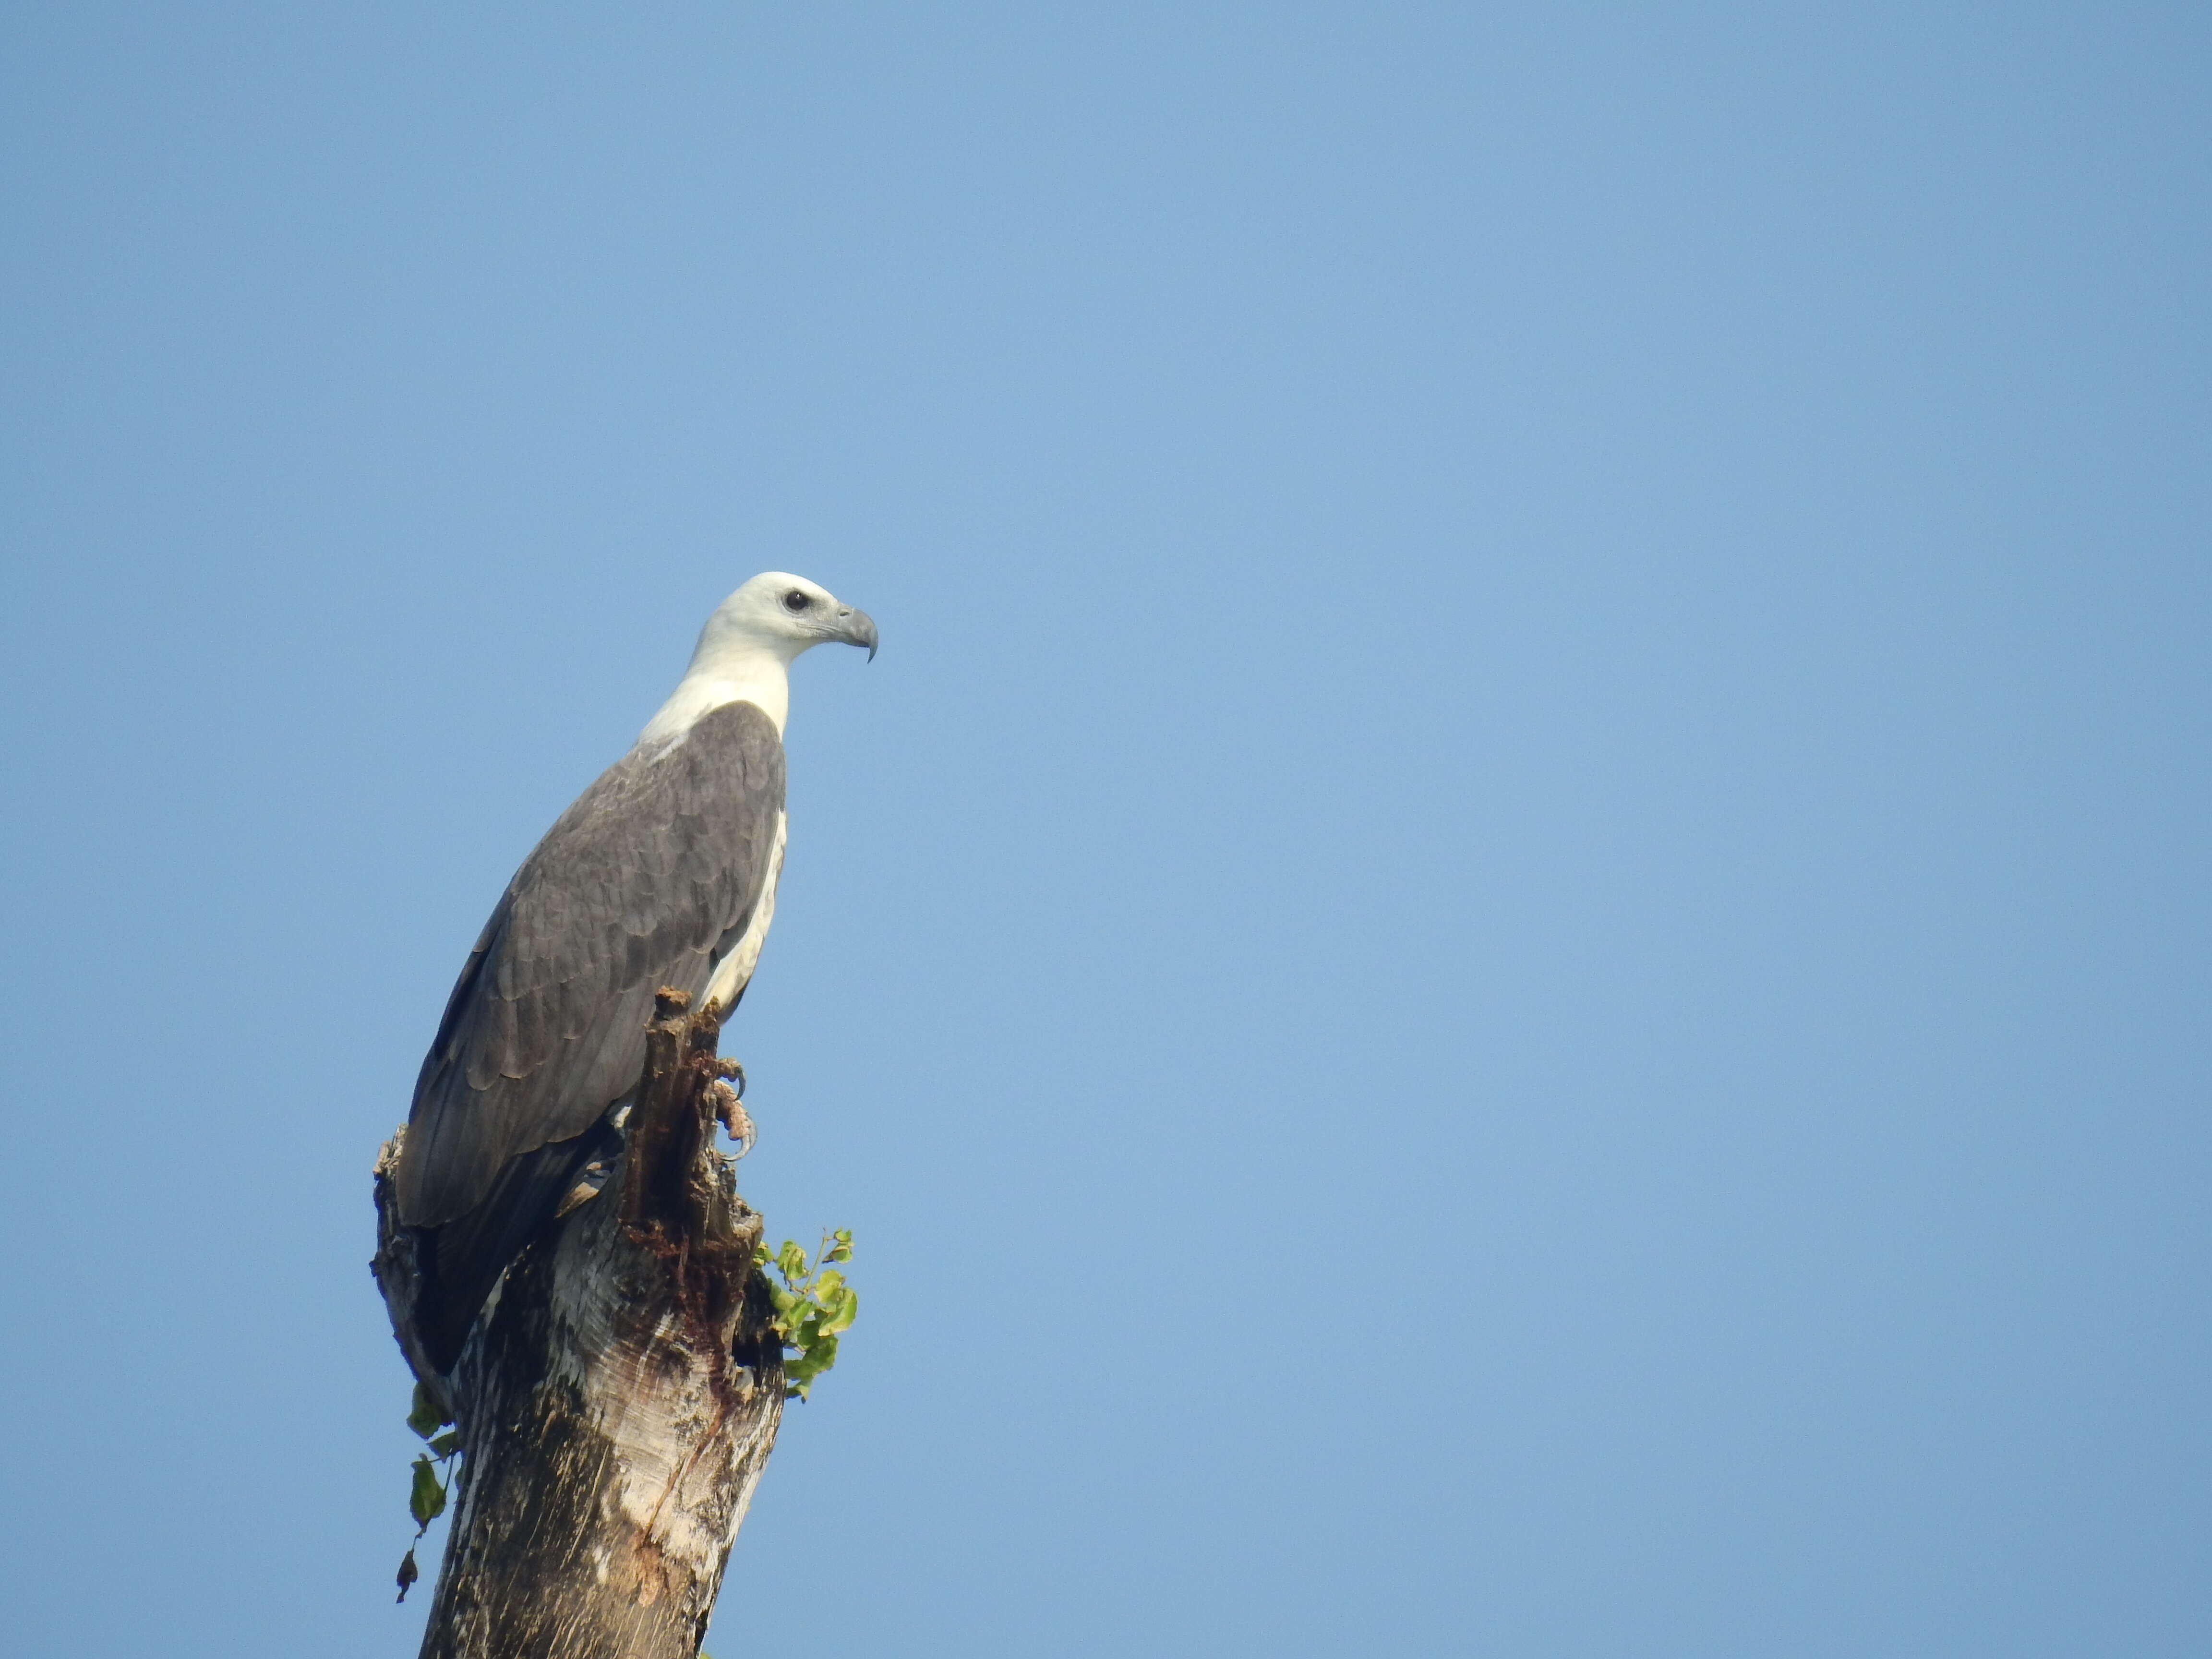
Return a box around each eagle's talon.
[709,1080,756,1157]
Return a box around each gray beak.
[836,607,878,661]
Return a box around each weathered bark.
[373,991,784,1659]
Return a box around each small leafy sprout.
[755,1228,858,1401]
[396,1380,459,1602]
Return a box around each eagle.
[391,572,876,1374]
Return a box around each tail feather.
[407,1119,621,1375]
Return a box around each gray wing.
[395,699,786,1228]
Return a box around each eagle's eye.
[783,590,811,613]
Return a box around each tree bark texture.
[373,991,784,1659]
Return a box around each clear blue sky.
[3,4,2207,1654]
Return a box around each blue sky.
[2,4,2208,1654]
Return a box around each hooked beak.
[835,606,878,661]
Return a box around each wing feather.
[395,700,785,1228]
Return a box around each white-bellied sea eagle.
[391,572,877,1374]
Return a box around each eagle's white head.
[696,571,879,665]
[642,571,877,745]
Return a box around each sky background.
[3,3,2209,1654]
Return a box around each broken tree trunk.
[373,990,784,1659]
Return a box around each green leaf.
[427,1430,462,1459]
[766,1285,802,1335]
[783,1328,841,1400]
[407,1381,450,1439]
[409,1454,447,1527]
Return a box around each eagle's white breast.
[704,809,786,1013]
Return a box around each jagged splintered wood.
[373,990,785,1659]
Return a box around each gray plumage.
[394,699,785,1370]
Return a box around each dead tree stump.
[373,990,784,1659]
